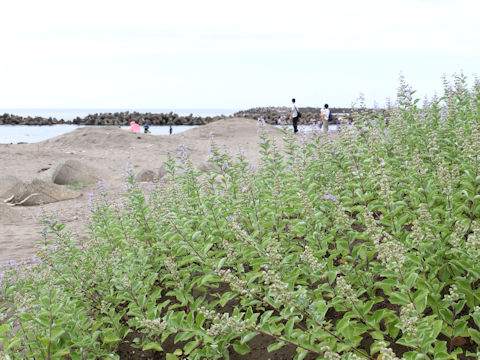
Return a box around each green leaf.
[454,319,468,337]
[50,328,65,341]
[468,328,480,344]
[103,334,121,344]
[295,348,309,360]
[4,337,20,351]
[233,341,251,355]
[413,290,428,313]
[432,320,443,338]
[389,292,410,306]
[440,309,453,325]
[52,348,71,358]
[241,331,257,344]
[143,342,163,351]
[405,272,418,288]
[453,300,466,315]
[285,319,294,336]
[166,354,178,360]
[184,340,200,355]
[267,341,285,352]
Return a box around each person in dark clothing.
[169,125,173,135]
[290,98,299,133]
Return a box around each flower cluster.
[320,346,341,360]
[197,307,248,336]
[136,317,168,333]
[221,238,237,262]
[261,265,294,305]
[444,284,462,303]
[302,246,325,274]
[399,303,418,337]
[164,256,179,277]
[336,276,358,304]
[215,268,254,297]
[374,233,406,272]
[376,341,400,360]
[466,223,480,255]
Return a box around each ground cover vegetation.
[1,74,480,359]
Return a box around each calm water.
[0,124,338,144]
[0,125,200,144]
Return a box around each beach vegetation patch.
[1,74,480,359]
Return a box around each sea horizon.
[0,108,240,121]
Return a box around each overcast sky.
[0,0,479,109]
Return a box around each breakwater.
[233,107,353,124]
[0,112,224,126]
[0,107,356,126]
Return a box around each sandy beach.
[0,118,306,263]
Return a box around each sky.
[0,0,479,109]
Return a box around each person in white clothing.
[321,104,330,133]
[290,98,299,133]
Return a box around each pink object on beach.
[129,121,141,133]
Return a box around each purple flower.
[20,307,26,313]
[226,215,234,222]
[324,193,339,203]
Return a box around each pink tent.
[128,121,141,133]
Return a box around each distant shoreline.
[0,107,360,126]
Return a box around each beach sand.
[0,118,316,263]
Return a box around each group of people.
[290,98,331,134]
[128,121,173,135]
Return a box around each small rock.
[136,169,157,182]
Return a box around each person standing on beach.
[290,98,299,133]
[321,104,330,133]
[169,125,173,135]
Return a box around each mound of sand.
[40,126,157,149]
[7,178,81,206]
[52,159,104,185]
[181,118,284,140]
[39,118,283,150]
